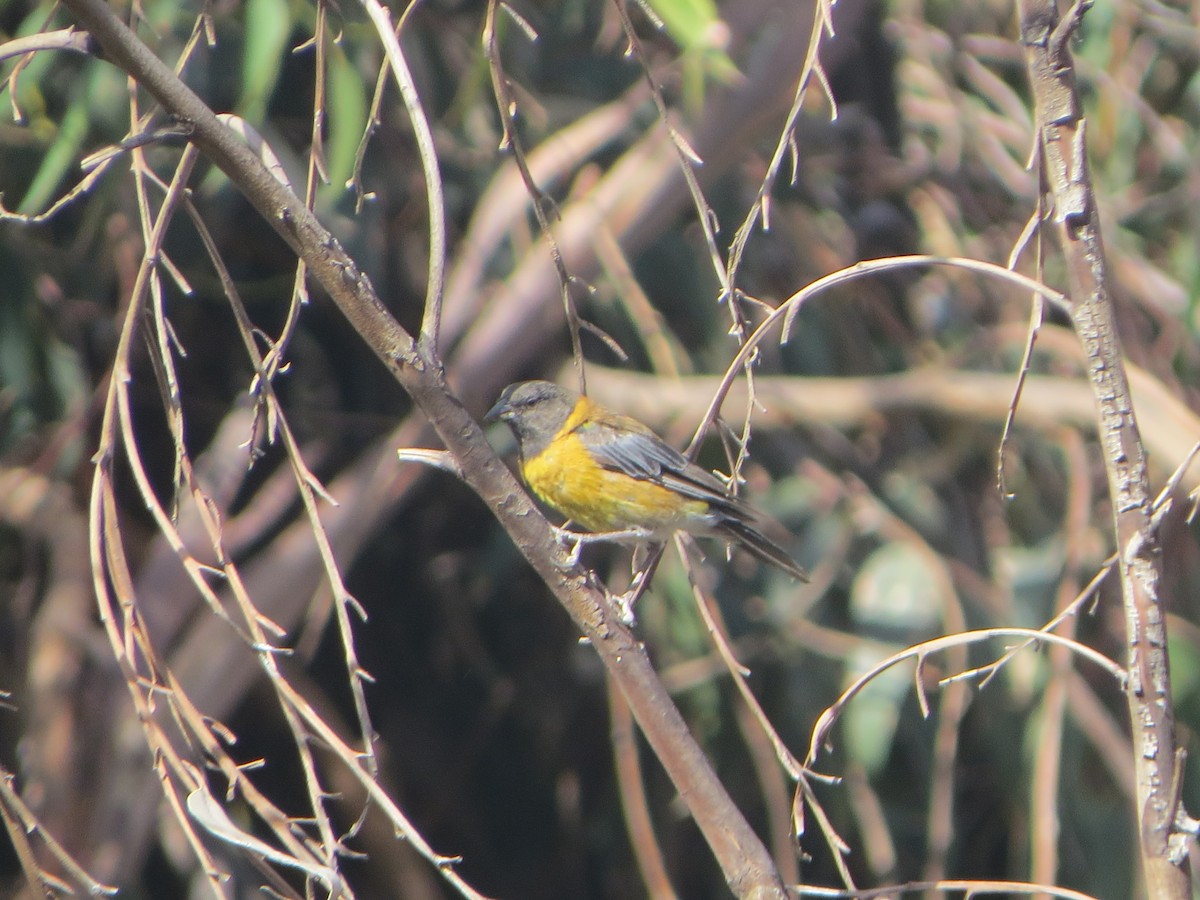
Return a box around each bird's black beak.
[483,399,507,424]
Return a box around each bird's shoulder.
[572,408,683,478]
[573,405,738,502]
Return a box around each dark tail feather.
[717,519,808,581]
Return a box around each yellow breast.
[522,430,707,534]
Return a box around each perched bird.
[485,380,807,580]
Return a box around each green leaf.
[841,644,908,776]
[238,0,292,125]
[849,541,943,633]
[318,44,369,210]
[841,543,944,773]
[17,88,88,215]
[642,0,740,96]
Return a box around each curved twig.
[806,628,1126,767]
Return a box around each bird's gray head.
[485,381,580,459]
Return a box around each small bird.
[485,380,807,580]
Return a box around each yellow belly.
[522,434,707,534]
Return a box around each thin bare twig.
[724,0,837,287]
[0,26,93,64]
[795,879,1102,899]
[677,254,1069,471]
[673,535,855,891]
[611,0,734,331]
[0,767,117,897]
[482,0,591,393]
[358,0,446,355]
[807,628,1126,768]
[608,678,676,899]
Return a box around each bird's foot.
[608,568,649,626]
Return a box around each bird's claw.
[609,569,647,626]
[551,526,586,567]
[611,593,637,626]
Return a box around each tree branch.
[1018,0,1189,894]
[59,0,787,895]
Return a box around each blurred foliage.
[1,0,1200,898]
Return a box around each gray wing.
[582,422,687,479]
[579,418,747,515]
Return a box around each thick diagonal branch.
[60,0,787,896]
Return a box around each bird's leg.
[582,527,657,545]
[628,543,650,591]
[550,525,657,567]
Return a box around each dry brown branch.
[0,26,93,65]
[611,0,735,334]
[723,0,836,285]
[61,0,794,894]
[482,0,592,392]
[1018,1,1189,893]
[443,0,865,411]
[794,880,1102,899]
[60,12,464,898]
[2,23,92,123]
[603,0,836,579]
[441,84,648,346]
[357,0,446,354]
[608,678,676,899]
[0,766,116,897]
[87,138,375,897]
